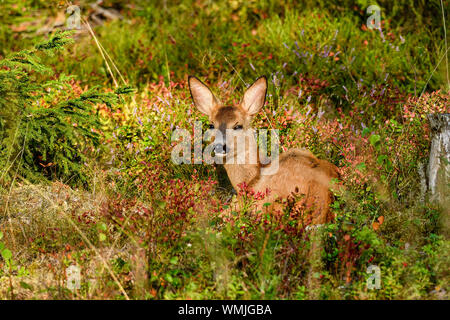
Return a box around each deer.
[188,75,339,225]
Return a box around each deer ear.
[188,76,220,116]
[241,76,267,116]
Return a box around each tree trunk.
[427,114,450,237]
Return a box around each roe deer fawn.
[188,75,339,224]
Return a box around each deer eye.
[233,125,243,130]
[209,124,215,129]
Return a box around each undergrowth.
[0,0,449,300]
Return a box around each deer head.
[188,76,267,163]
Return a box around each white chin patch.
[215,153,227,158]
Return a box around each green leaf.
[99,233,106,242]
[156,200,166,209]
[362,127,371,137]
[377,155,387,165]
[20,281,33,291]
[356,162,366,171]
[170,256,178,265]
[0,231,3,240]
[165,274,174,283]
[1,248,12,260]
[331,201,341,209]
[369,134,381,147]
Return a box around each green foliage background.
[0,0,448,300]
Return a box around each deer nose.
[214,143,227,155]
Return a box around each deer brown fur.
[188,75,339,224]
